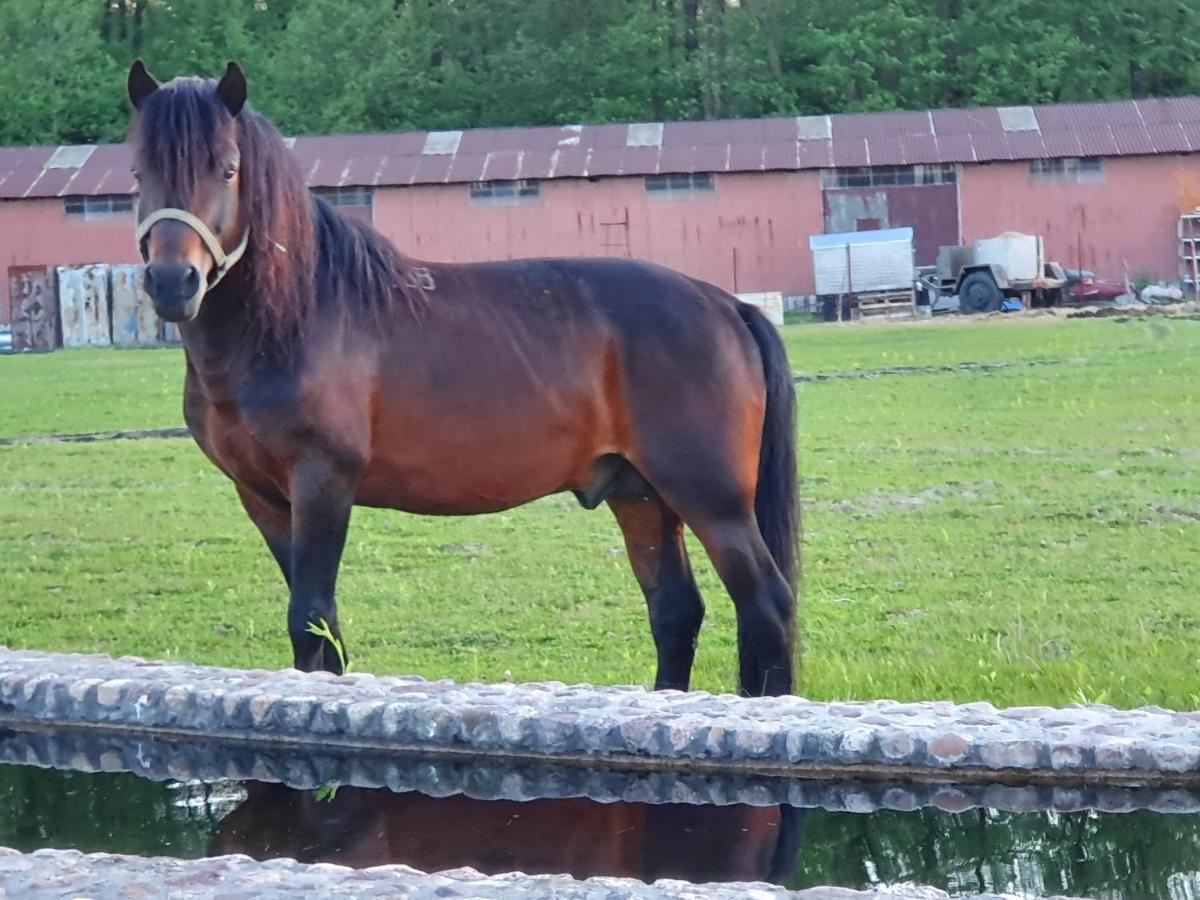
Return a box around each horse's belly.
[356,435,592,515]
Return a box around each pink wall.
[0,198,139,323]
[960,155,1200,281]
[373,171,826,297]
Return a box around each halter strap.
[135,208,250,290]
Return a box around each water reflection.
[2,763,1200,898]
[211,782,802,883]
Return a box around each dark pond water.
[4,760,1200,898]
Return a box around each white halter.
[136,208,249,289]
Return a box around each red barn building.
[3,96,1200,325]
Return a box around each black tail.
[738,304,800,595]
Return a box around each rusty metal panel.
[795,141,833,169]
[1076,127,1120,157]
[692,143,729,172]
[581,124,627,149]
[1144,124,1189,154]
[1003,132,1047,160]
[865,136,908,166]
[659,145,698,173]
[824,190,890,234]
[412,154,454,184]
[8,266,59,351]
[1041,131,1083,157]
[110,264,158,346]
[934,133,976,163]
[552,146,589,178]
[57,264,111,348]
[482,151,522,181]
[587,147,626,177]
[376,155,419,186]
[831,137,869,167]
[933,107,1001,135]
[517,150,556,180]
[445,153,488,183]
[835,110,930,139]
[727,143,764,171]
[883,184,959,266]
[1110,124,1155,156]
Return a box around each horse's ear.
[127,60,160,109]
[217,61,247,117]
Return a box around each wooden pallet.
[855,289,915,319]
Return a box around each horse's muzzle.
[144,261,204,321]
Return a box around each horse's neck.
[179,279,272,391]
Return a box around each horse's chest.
[188,397,288,498]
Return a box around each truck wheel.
[959,272,1004,314]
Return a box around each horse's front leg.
[287,454,359,674]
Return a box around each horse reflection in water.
[210,782,803,885]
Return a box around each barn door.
[8,266,59,351]
[110,264,159,346]
[57,264,112,347]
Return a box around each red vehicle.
[1064,269,1128,304]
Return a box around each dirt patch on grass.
[795,358,1067,384]
[0,427,190,447]
[815,480,998,518]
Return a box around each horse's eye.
[223,165,238,183]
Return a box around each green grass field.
[2,316,1199,708]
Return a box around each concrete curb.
[0,847,1063,899]
[1,648,1197,784]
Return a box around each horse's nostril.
[183,264,201,290]
[143,266,158,295]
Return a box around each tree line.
[2,0,1198,147]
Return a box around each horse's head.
[127,60,250,322]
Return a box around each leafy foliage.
[2,0,1199,146]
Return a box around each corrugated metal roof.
[3,95,1200,200]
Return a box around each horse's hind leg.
[640,468,793,696]
[609,496,705,692]
[689,510,793,696]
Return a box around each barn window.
[1030,157,1105,183]
[470,179,540,203]
[311,186,374,209]
[822,165,957,189]
[64,194,134,220]
[645,173,715,195]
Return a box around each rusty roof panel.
[1145,123,1190,153]
[627,145,664,174]
[763,117,801,142]
[26,169,74,197]
[586,146,627,177]
[1110,124,1156,156]
[969,133,1012,162]
[445,152,488,183]
[903,133,939,162]
[7,94,1200,199]
[664,120,735,147]
[865,136,908,166]
[517,149,556,180]
[727,142,764,171]
[550,146,589,178]
[831,136,869,166]
[1041,130,1083,157]
[345,156,383,186]
[933,107,1001,135]
[933,133,975,162]
[411,153,453,184]
[306,157,348,187]
[658,144,698,173]
[482,150,522,181]
[835,109,931,139]
[1161,96,1200,124]
[692,143,730,172]
[1038,100,1141,132]
[375,154,418,186]
[1003,131,1047,159]
[583,123,627,149]
[1076,127,1120,157]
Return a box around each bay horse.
[209,782,804,886]
[126,60,799,696]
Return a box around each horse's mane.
[131,77,421,345]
